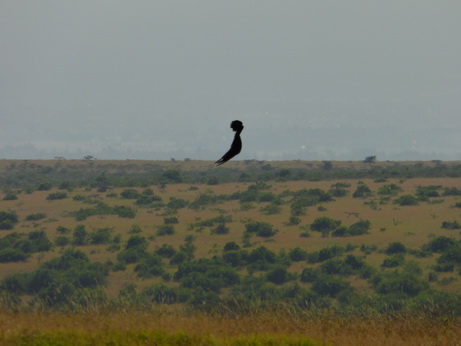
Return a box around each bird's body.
[215,120,244,166]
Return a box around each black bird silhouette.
[215,120,244,166]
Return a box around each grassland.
[1,159,461,344]
[1,310,461,345]
[2,176,461,295]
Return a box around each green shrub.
[245,221,277,237]
[157,225,175,236]
[3,192,18,200]
[266,266,292,285]
[423,236,457,253]
[307,245,344,263]
[394,195,418,206]
[55,235,70,247]
[319,259,354,276]
[310,216,341,236]
[134,253,164,278]
[223,242,240,252]
[382,254,405,268]
[120,189,141,199]
[441,220,461,230]
[260,203,281,215]
[25,213,47,221]
[374,271,429,297]
[27,230,52,252]
[288,247,307,262]
[348,220,371,236]
[164,216,179,224]
[211,223,229,235]
[0,248,30,262]
[385,242,407,254]
[300,268,318,283]
[312,275,351,297]
[72,225,88,246]
[37,182,53,191]
[416,185,441,199]
[46,192,68,200]
[89,228,112,244]
[377,184,402,195]
[155,244,176,258]
[353,183,372,198]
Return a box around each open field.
[1,159,461,343]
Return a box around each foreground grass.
[1,310,460,345]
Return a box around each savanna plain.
[1,159,461,345]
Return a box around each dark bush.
[423,236,457,253]
[167,197,188,209]
[211,223,229,235]
[353,183,372,198]
[72,225,88,246]
[374,271,429,297]
[247,246,277,265]
[319,259,354,276]
[25,213,47,221]
[441,220,461,230]
[223,242,240,252]
[348,220,371,236]
[382,254,405,268]
[157,225,175,236]
[2,192,18,201]
[310,217,341,236]
[307,245,344,263]
[55,236,70,247]
[0,248,30,262]
[377,184,402,196]
[46,192,68,200]
[134,253,164,278]
[385,242,407,255]
[288,247,308,262]
[164,216,179,224]
[394,195,418,206]
[312,275,351,297]
[245,221,277,237]
[155,244,177,258]
[433,262,455,272]
[266,266,292,285]
[89,228,112,244]
[120,189,141,199]
[300,268,318,283]
[27,230,52,252]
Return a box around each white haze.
[1,1,461,161]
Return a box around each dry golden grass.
[0,310,460,345]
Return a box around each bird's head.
[230,120,244,132]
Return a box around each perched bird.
[215,120,244,166]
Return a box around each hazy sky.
[1,1,461,161]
